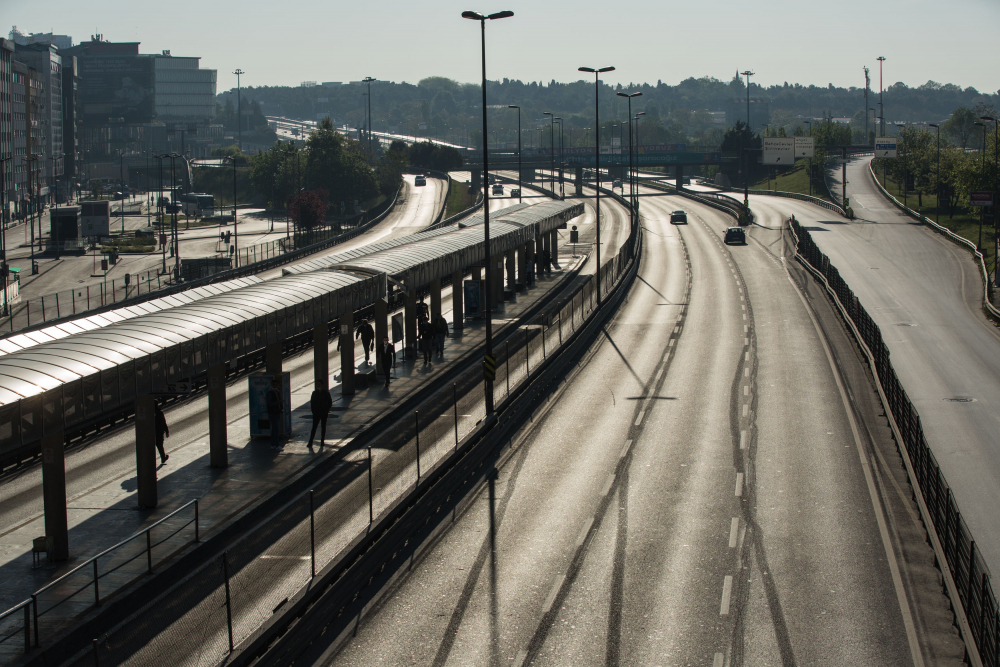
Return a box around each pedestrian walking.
[380,337,396,388]
[419,318,433,363]
[417,297,429,322]
[433,314,448,357]
[307,387,333,448]
[356,319,375,365]
[154,402,169,464]
[542,249,551,276]
[266,378,284,451]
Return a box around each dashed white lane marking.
[735,473,744,496]
[742,404,748,417]
[720,575,733,615]
[744,325,749,333]
[634,410,645,426]
[619,439,632,460]
[743,314,747,321]
[668,339,675,347]
[515,649,529,667]
[741,304,745,310]
[744,367,749,377]
[729,518,740,548]
[713,653,724,667]
[655,367,664,381]
[744,337,749,346]
[740,430,747,450]
[743,385,749,396]
[673,325,679,333]
[601,473,615,497]
[542,575,565,614]
[744,351,749,361]
[576,517,594,547]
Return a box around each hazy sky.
[5,0,999,94]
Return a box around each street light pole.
[980,116,998,274]
[635,111,645,221]
[509,105,521,202]
[226,155,239,267]
[616,91,641,229]
[463,8,513,417]
[877,56,886,137]
[554,117,564,199]
[741,70,754,206]
[363,77,376,163]
[234,69,245,153]
[579,65,615,306]
[544,112,555,197]
[929,123,941,225]
[976,121,987,251]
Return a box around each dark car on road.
[724,226,746,245]
[669,210,687,224]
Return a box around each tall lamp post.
[616,91,641,228]
[234,69,245,153]
[741,70,754,206]
[25,153,40,272]
[634,111,645,220]
[554,117,564,199]
[225,155,240,267]
[544,112,555,196]
[876,56,886,136]
[579,65,615,306]
[462,8,513,417]
[508,105,521,202]
[363,77,376,162]
[929,123,941,225]
[975,121,987,251]
[980,115,998,273]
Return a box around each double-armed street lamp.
[740,70,754,206]
[234,69,245,153]
[579,65,615,305]
[617,91,641,228]
[508,105,522,202]
[463,8,513,416]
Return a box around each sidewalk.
[0,245,588,661]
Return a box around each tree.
[945,107,978,149]
[287,189,329,229]
[305,117,379,205]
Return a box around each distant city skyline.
[6,0,999,95]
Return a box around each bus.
[180,193,215,217]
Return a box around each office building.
[1,39,12,223]
[13,42,63,203]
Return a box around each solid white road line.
[619,439,632,460]
[576,517,594,547]
[720,575,733,615]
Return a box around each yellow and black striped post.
[483,353,496,383]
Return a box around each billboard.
[971,191,994,207]
[80,54,154,123]
[762,137,795,165]
[794,136,815,158]
[875,137,897,158]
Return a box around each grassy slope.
[748,162,836,205]
[443,180,477,219]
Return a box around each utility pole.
[863,66,870,145]
[234,69,245,153]
[877,56,886,136]
[741,70,755,207]
[579,65,616,306]
[363,77,375,162]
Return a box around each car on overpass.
[724,226,746,245]
[669,210,687,224]
[414,175,426,186]
[492,184,504,195]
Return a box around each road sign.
[483,354,496,382]
[794,136,815,158]
[875,137,897,158]
[762,138,795,165]
[159,381,194,395]
[971,191,994,207]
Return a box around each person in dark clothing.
[417,297,429,322]
[356,319,375,365]
[265,378,284,451]
[307,387,333,448]
[380,337,396,388]
[433,314,448,357]
[419,318,433,363]
[154,403,169,464]
[542,249,551,276]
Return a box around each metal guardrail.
[790,218,992,667]
[866,160,1000,321]
[0,499,199,656]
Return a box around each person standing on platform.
[307,387,333,448]
[419,317,433,363]
[433,314,448,358]
[356,319,375,365]
[266,378,284,451]
[380,336,396,388]
[154,403,169,464]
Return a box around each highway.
[770,157,1000,577]
[296,184,950,666]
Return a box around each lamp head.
[509,105,519,109]
[488,10,513,19]
[462,10,485,19]
[929,123,939,128]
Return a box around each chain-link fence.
[55,198,637,667]
[792,217,999,667]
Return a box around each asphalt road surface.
[308,185,925,666]
[755,158,1000,578]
